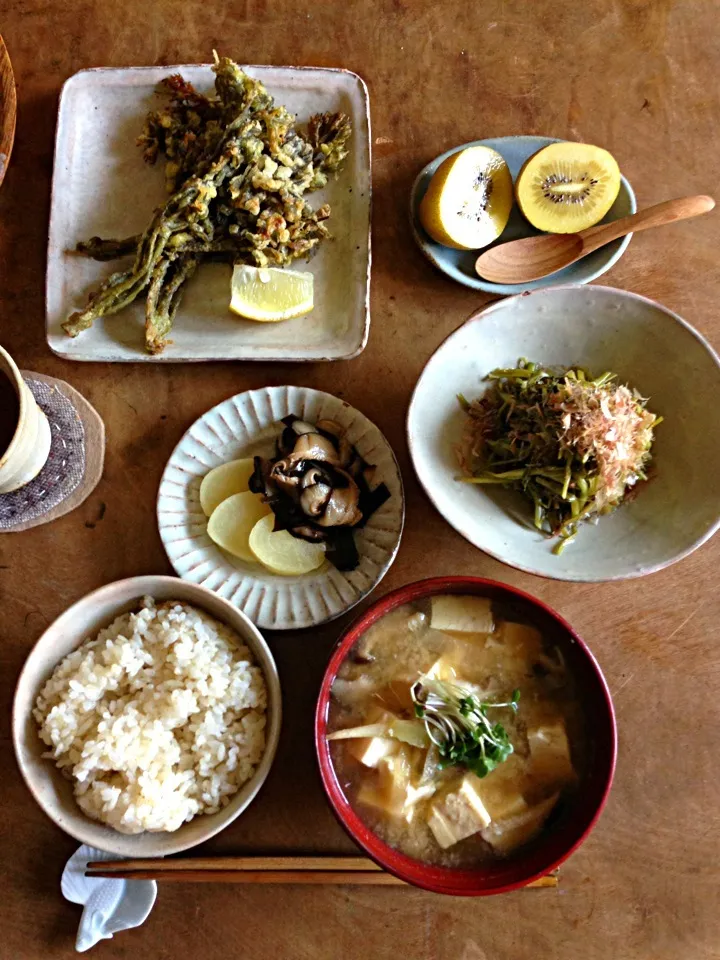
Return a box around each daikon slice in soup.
[327,594,587,868]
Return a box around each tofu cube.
[402,783,437,824]
[501,622,543,659]
[474,760,529,822]
[481,621,544,684]
[425,656,457,681]
[426,648,488,687]
[430,596,494,635]
[346,707,400,769]
[427,807,466,849]
[348,735,398,769]
[427,775,493,849]
[527,719,575,789]
[481,793,559,855]
[357,750,412,819]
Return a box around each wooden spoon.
[475,195,715,284]
[0,34,17,189]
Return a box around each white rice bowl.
[33,596,267,835]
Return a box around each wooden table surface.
[1,1,718,957]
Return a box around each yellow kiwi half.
[515,142,621,234]
[419,145,513,250]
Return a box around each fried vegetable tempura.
[64,54,352,354]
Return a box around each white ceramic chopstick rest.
[61,845,157,952]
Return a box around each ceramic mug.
[0,346,51,494]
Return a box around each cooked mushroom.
[290,433,339,463]
[252,413,390,572]
[300,482,333,517]
[301,466,328,489]
[269,458,303,493]
[278,417,326,457]
[248,455,277,499]
[317,481,362,526]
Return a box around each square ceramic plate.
[46,64,371,362]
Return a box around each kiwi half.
[419,145,513,250]
[515,142,621,234]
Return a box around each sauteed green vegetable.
[458,358,661,553]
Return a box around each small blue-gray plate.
[409,135,636,295]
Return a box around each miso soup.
[327,594,587,868]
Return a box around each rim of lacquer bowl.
[315,576,617,896]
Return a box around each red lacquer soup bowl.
[315,576,617,896]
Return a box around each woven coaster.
[0,377,86,529]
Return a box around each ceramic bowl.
[12,576,282,857]
[315,576,617,896]
[409,136,636,295]
[0,345,52,493]
[407,284,720,581]
[157,385,405,631]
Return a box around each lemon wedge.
[229,265,314,322]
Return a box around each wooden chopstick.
[88,856,383,874]
[86,856,558,888]
[89,868,404,885]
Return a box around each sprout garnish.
[411,675,520,779]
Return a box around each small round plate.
[409,135,636,295]
[158,386,405,631]
[407,284,720,581]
